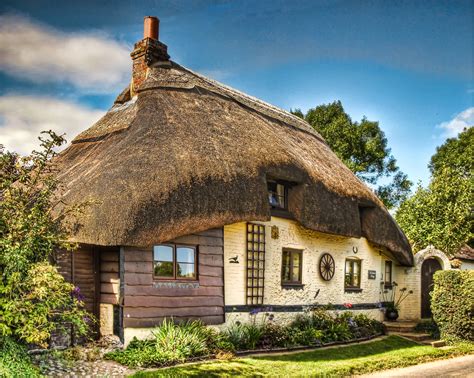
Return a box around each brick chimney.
[130,16,170,96]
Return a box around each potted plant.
[381,282,413,321]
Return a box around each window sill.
[282,284,305,290]
[344,287,363,293]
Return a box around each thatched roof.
[55,61,413,266]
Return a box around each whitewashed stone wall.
[224,217,407,323]
[397,245,451,320]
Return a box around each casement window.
[268,180,288,210]
[345,258,361,290]
[153,244,197,280]
[281,248,303,286]
[384,261,393,288]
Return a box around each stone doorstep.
[383,321,418,333]
[393,332,432,342]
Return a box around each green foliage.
[429,126,473,177]
[414,320,440,339]
[108,312,384,368]
[106,319,233,368]
[396,167,473,255]
[396,128,473,254]
[293,101,411,208]
[0,131,93,347]
[0,262,90,348]
[431,270,474,342]
[0,336,40,377]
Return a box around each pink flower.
[343,303,353,309]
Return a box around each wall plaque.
[153,281,200,289]
[368,270,376,280]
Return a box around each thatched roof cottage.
[55,17,416,344]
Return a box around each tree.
[395,128,474,255]
[292,101,411,208]
[429,126,473,176]
[0,132,91,346]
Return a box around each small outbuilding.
[55,17,416,345]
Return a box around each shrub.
[106,319,233,368]
[415,320,440,339]
[431,270,474,342]
[0,262,91,347]
[0,336,40,377]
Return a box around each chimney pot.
[144,16,159,40]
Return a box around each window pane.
[177,247,195,263]
[291,264,300,282]
[292,252,300,267]
[354,261,360,275]
[154,261,173,277]
[154,245,173,262]
[177,263,195,278]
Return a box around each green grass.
[132,336,474,377]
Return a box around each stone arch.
[414,245,451,270]
[397,245,451,321]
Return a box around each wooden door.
[421,258,442,318]
[72,248,100,337]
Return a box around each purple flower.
[71,286,84,301]
[249,308,260,316]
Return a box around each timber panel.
[99,247,120,304]
[123,228,225,328]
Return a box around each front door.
[421,258,442,318]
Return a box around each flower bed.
[106,309,385,368]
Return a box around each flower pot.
[385,309,399,321]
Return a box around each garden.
[106,309,385,368]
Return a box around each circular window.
[319,253,335,281]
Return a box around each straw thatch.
[55,61,413,266]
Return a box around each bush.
[0,262,91,348]
[431,270,474,342]
[415,320,440,339]
[106,319,233,368]
[0,337,40,377]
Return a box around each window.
[153,244,197,280]
[268,181,288,209]
[345,258,361,290]
[281,249,302,286]
[384,261,393,288]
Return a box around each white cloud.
[0,15,130,92]
[437,107,474,138]
[0,95,104,155]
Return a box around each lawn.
[132,336,474,377]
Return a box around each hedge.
[431,270,474,342]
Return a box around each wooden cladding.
[246,223,266,305]
[122,228,225,328]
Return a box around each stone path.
[37,358,132,377]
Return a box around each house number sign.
[368,270,376,280]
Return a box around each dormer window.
[268,180,288,210]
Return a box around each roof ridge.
[173,62,324,141]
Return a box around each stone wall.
[397,245,451,320]
[224,217,403,323]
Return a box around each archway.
[421,258,442,318]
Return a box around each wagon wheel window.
[319,253,335,281]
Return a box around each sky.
[0,0,472,186]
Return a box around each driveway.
[361,354,474,377]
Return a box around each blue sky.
[0,0,472,186]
